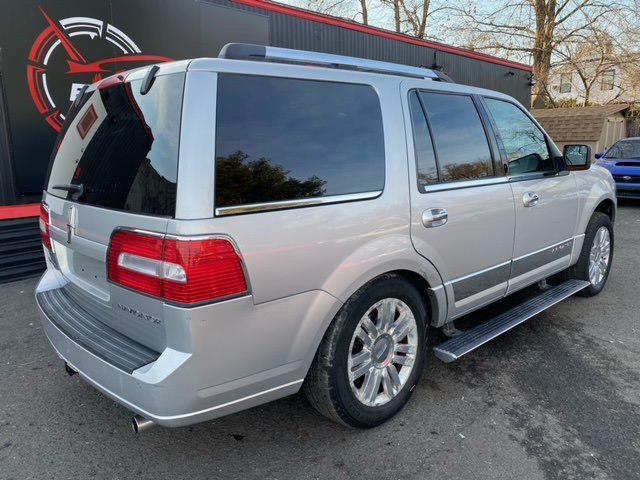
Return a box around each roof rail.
[219,43,452,81]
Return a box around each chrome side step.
[433,279,589,363]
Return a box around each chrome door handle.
[422,208,448,228]
[522,191,539,207]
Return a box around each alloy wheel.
[347,298,419,407]
[588,226,611,286]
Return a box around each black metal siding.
[209,0,532,106]
[0,50,15,207]
[0,217,45,284]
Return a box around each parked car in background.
[35,45,616,433]
[596,138,640,199]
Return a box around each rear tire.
[303,274,428,428]
[560,212,614,297]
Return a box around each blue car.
[596,137,640,199]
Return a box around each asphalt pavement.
[1,201,639,480]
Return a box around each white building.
[548,58,640,106]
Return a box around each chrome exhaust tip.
[131,415,155,434]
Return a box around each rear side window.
[419,92,493,182]
[47,73,184,216]
[214,74,385,209]
[484,98,553,175]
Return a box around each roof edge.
[532,104,630,116]
[231,0,534,72]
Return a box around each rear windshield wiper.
[51,183,84,201]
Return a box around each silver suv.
[36,44,616,431]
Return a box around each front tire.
[303,274,428,428]
[567,212,614,297]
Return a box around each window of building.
[559,73,572,93]
[601,70,615,91]
[417,92,494,183]
[214,74,385,209]
[484,98,553,175]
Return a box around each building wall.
[549,64,640,106]
[0,57,15,206]
[550,113,626,159]
[597,114,627,154]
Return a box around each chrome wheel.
[347,298,419,407]
[589,226,611,286]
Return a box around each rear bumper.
[36,269,341,427]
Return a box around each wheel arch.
[321,249,448,329]
[313,262,448,361]
[594,197,616,223]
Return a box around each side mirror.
[595,152,604,159]
[563,144,591,171]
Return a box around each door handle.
[522,191,539,207]
[422,208,448,228]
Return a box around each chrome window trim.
[508,170,570,183]
[214,190,382,216]
[420,176,509,193]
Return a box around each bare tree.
[379,0,402,32]
[400,0,449,38]
[450,0,631,107]
[359,0,369,24]
[301,0,371,24]
[378,0,446,37]
[553,28,616,105]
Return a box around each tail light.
[107,230,248,305]
[39,202,52,250]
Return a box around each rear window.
[214,74,385,210]
[47,73,185,217]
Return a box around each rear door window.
[408,91,438,187]
[47,73,184,217]
[214,74,385,210]
[418,92,494,183]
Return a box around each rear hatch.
[43,69,186,352]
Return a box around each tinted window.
[47,73,184,216]
[605,140,640,159]
[485,98,553,175]
[215,74,385,208]
[409,91,438,186]
[419,92,493,182]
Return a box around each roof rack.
[219,43,453,82]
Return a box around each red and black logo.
[27,7,172,131]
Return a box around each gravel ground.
[1,201,638,480]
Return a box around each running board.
[433,279,589,363]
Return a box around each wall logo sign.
[27,7,172,132]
